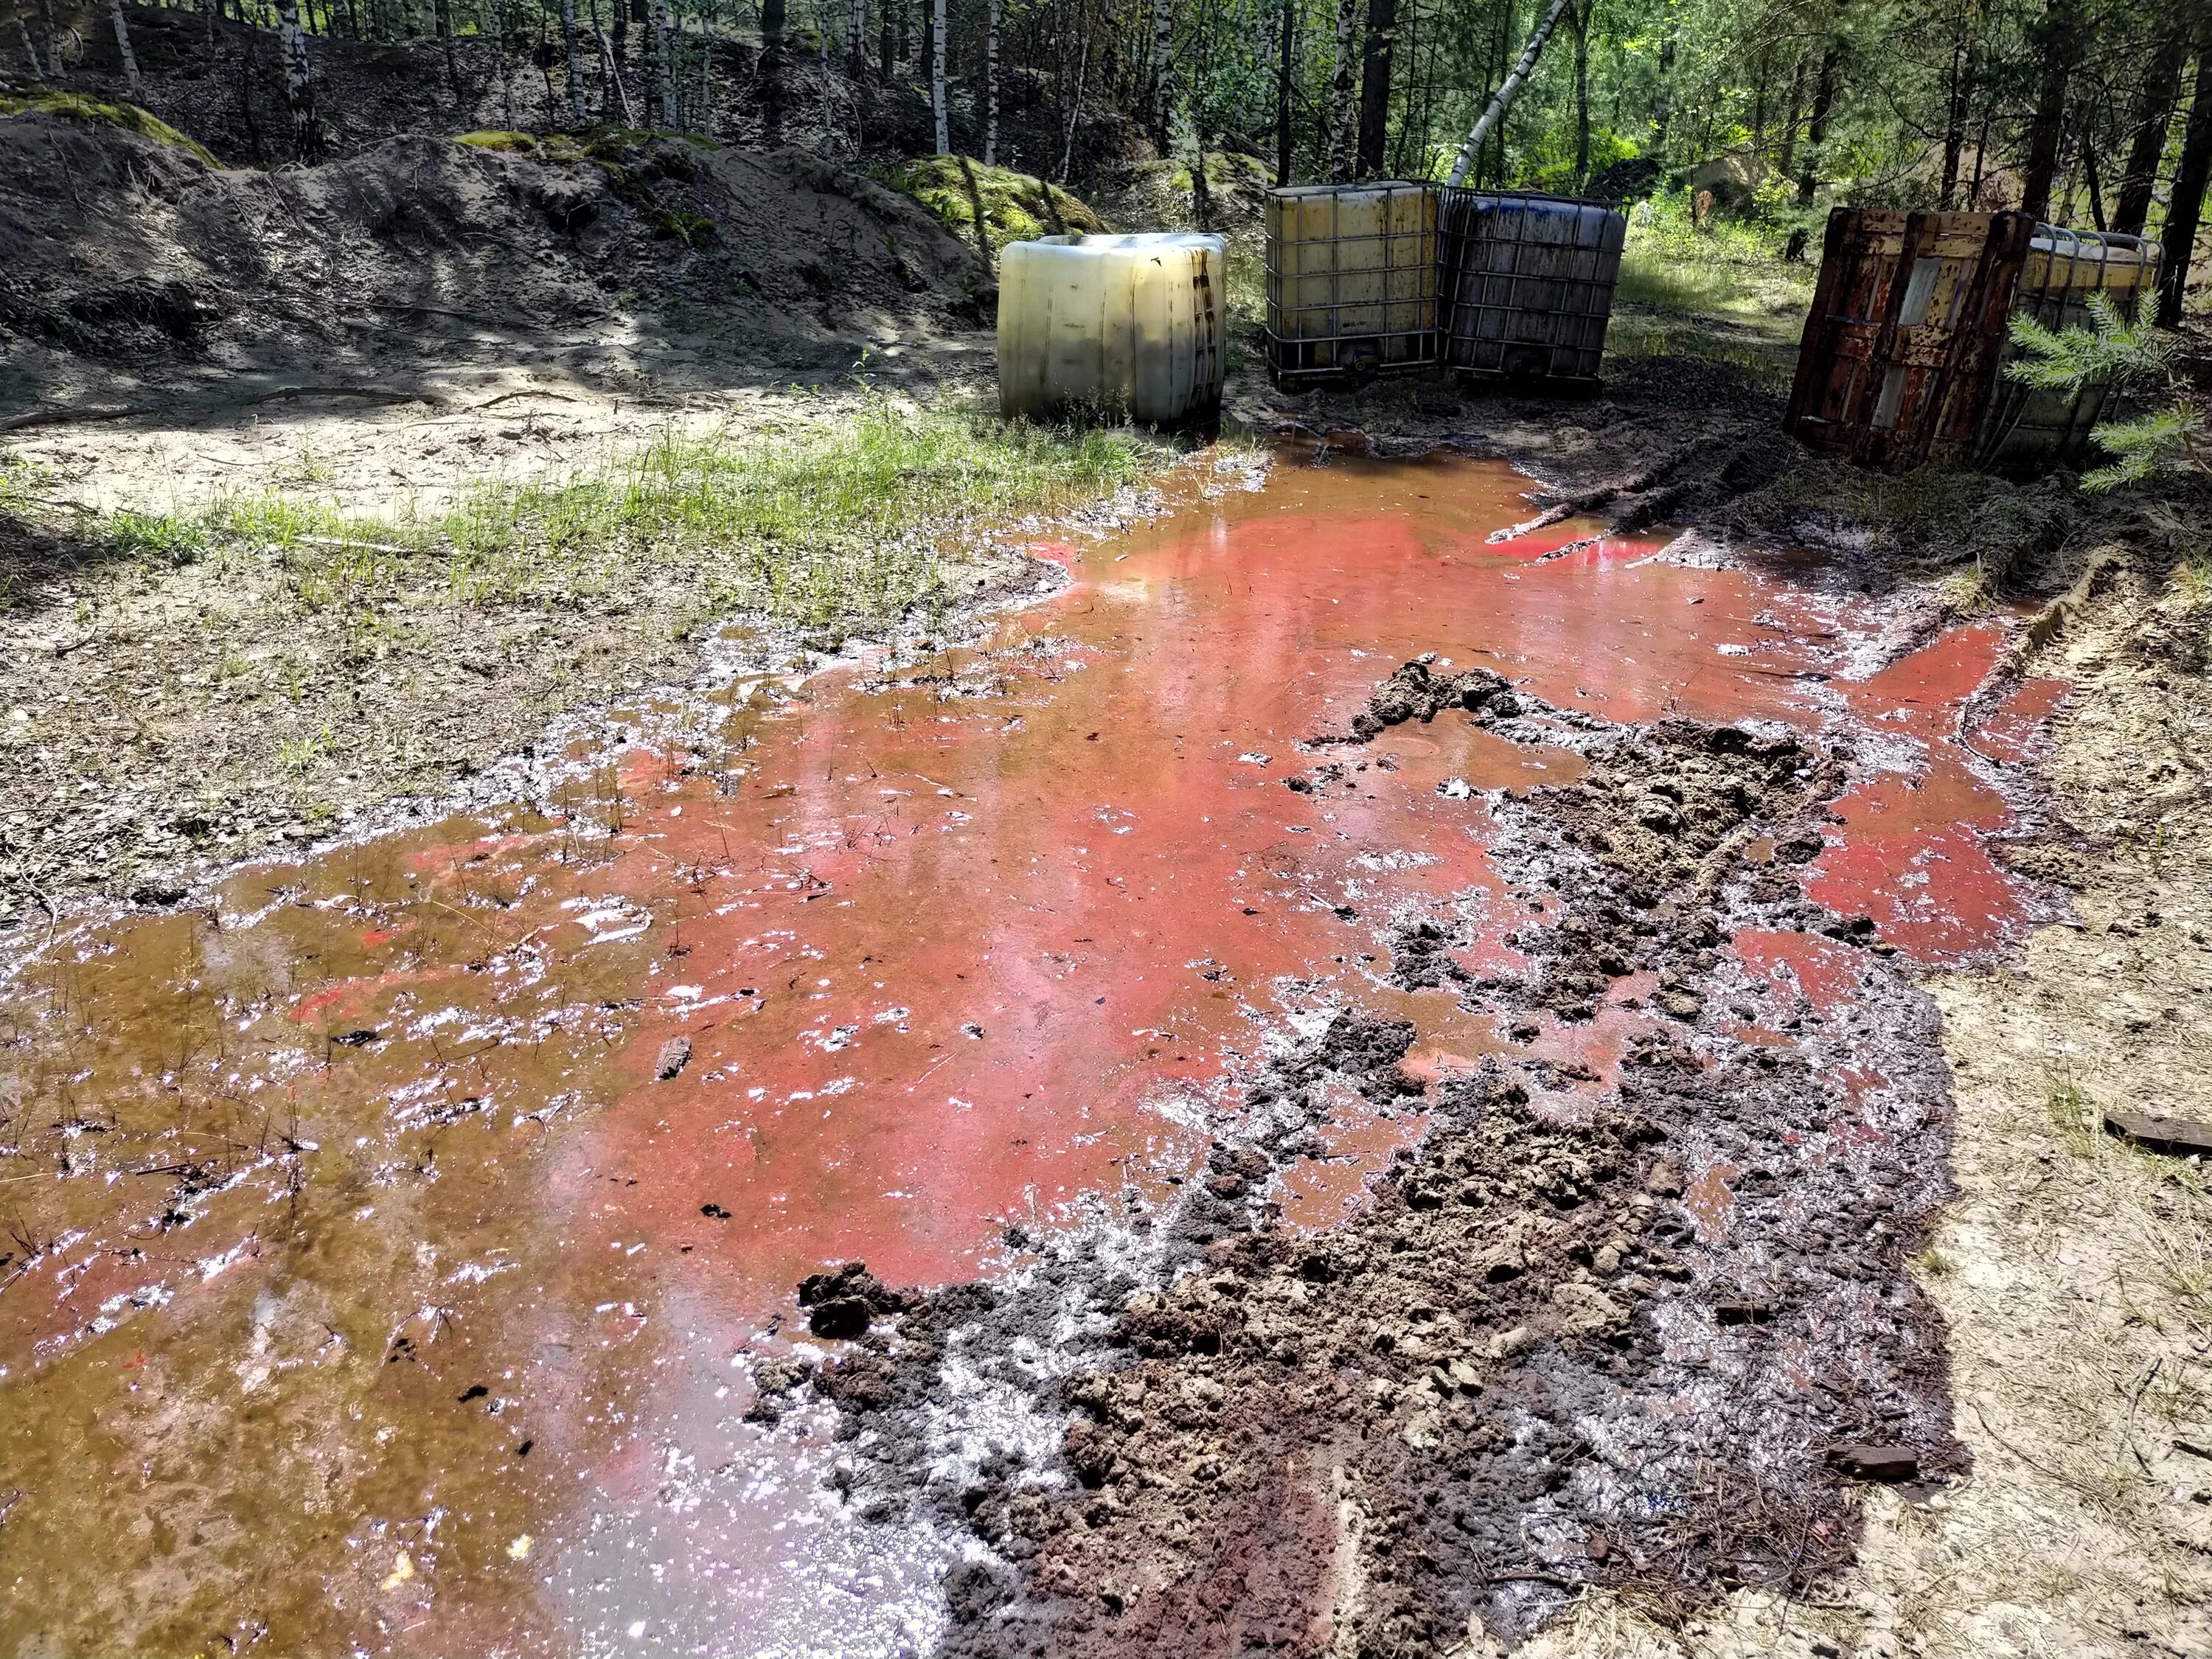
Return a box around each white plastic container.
[997,233,1226,426]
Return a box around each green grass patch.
[52,400,1171,635]
[888,157,1106,260]
[0,90,218,167]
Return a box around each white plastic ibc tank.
[997,233,1226,426]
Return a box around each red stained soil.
[0,449,2067,1655]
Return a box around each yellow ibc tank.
[1978,224,2163,473]
[996,233,1226,426]
[1263,183,1439,383]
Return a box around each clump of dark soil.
[0,112,990,407]
[792,667,1968,1655]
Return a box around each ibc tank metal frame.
[1784,208,2035,473]
[1435,189,1627,387]
[1972,223,2163,474]
[1262,183,1441,387]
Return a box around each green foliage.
[437,398,1158,625]
[0,91,220,167]
[2075,408,2205,495]
[2005,292,2174,397]
[453,129,541,151]
[888,157,1107,258]
[100,509,214,567]
[2007,292,2204,492]
[47,402,1166,636]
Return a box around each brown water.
[0,450,2061,1656]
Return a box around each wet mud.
[0,448,2063,1655]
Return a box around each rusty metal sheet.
[1785,208,2034,473]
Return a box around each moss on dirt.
[888,156,1107,259]
[0,90,218,167]
[453,128,540,151]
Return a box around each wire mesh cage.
[1436,190,1627,386]
[1262,183,1440,386]
[1973,224,2163,473]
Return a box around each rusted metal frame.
[1784,206,1879,448]
[1919,210,2033,465]
[1848,212,1948,469]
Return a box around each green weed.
[2046,1073,2100,1157]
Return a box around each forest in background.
[4,0,2209,323]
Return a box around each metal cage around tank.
[1435,189,1627,387]
[1262,183,1441,386]
[1972,224,2163,474]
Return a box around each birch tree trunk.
[1058,1,1088,183]
[1149,0,1170,152]
[931,0,948,154]
[983,0,1000,164]
[40,0,63,79]
[560,0,585,125]
[108,0,142,98]
[274,0,319,157]
[596,23,633,121]
[650,0,675,126]
[693,25,712,133]
[1441,0,1569,186]
[1325,0,1357,182]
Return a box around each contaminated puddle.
[0,449,2063,1655]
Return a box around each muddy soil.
[796,661,2000,1655]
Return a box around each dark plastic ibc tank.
[1437,190,1627,386]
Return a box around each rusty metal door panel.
[1785,209,2034,473]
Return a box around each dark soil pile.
[0,111,992,408]
[787,671,1971,1655]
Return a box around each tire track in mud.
[762,659,1977,1655]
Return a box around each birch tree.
[1326,0,1358,181]
[274,0,318,158]
[108,0,141,99]
[984,0,1001,164]
[1150,0,1172,150]
[653,0,677,127]
[1059,0,1090,181]
[931,0,949,153]
[1441,0,1571,186]
[560,0,585,125]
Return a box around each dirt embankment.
[0,111,993,417]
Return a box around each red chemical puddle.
[0,450,2065,1655]
[1809,627,2066,959]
